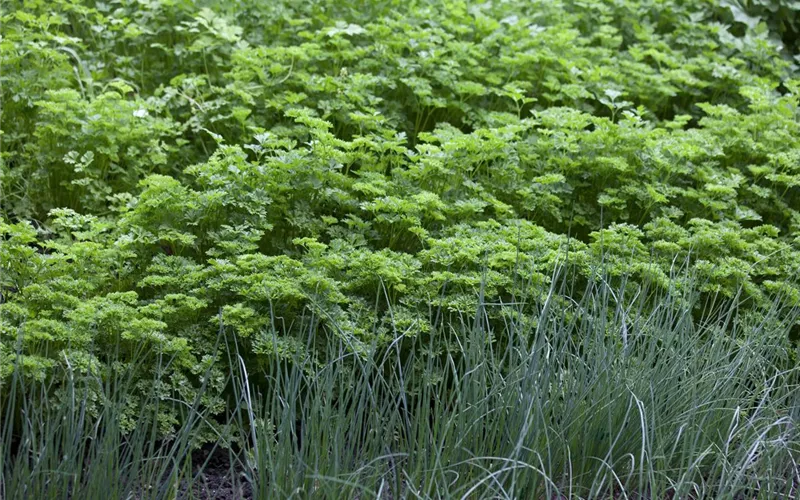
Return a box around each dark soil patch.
[176,446,252,500]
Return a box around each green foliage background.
[2,0,800,428]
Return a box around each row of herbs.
[2,0,800,431]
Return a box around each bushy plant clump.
[1,0,799,442]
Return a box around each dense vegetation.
[1,0,799,497]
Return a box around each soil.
[176,446,252,500]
